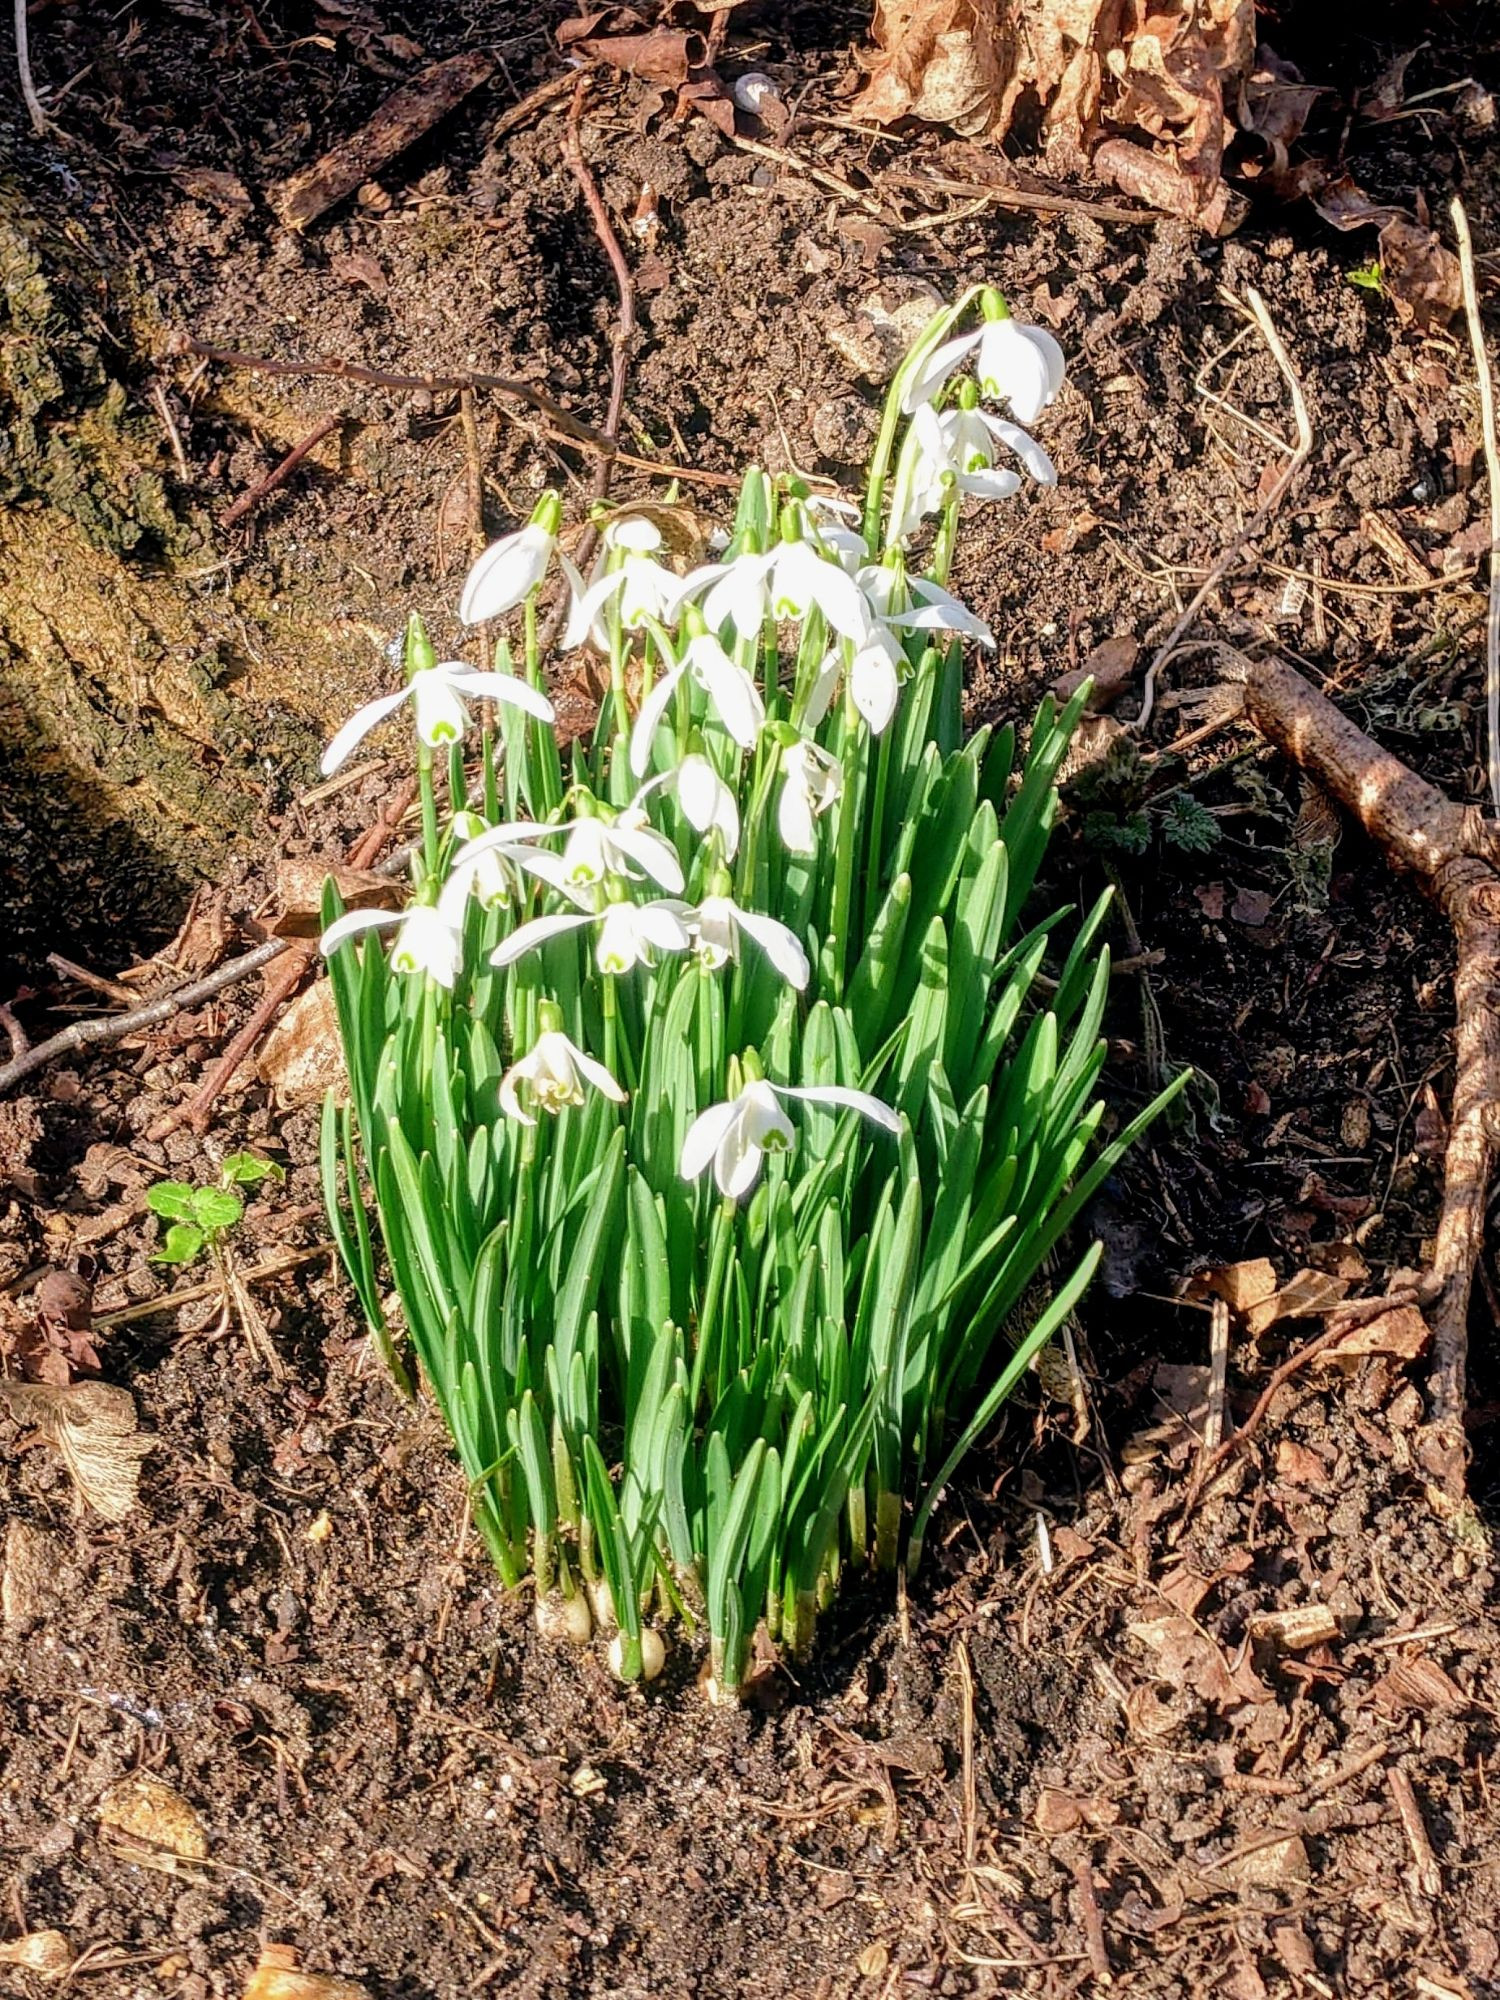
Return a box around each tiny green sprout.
[147,1152,284,1265]
[1349,260,1384,294]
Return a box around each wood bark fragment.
[268,53,495,232]
[1244,655,1500,1512]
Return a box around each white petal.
[490,910,596,968]
[570,1044,628,1103]
[690,637,764,749]
[497,1065,537,1125]
[957,466,1024,503]
[775,1083,901,1133]
[319,686,412,776]
[778,770,817,855]
[719,1129,767,1201]
[609,824,685,894]
[562,565,627,652]
[319,907,402,955]
[439,668,556,721]
[410,672,469,747]
[732,907,810,989]
[680,1100,740,1183]
[606,514,663,553]
[393,906,462,987]
[802,648,842,730]
[900,328,982,414]
[677,756,739,855]
[628,659,686,777]
[978,413,1056,484]
[850,644,900,733]
[977,321,1062,425]
[632,901,692,952]
[459,525,551,624]
[452,819,554,870]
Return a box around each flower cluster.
[315,287,1183,1694]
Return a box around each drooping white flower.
[491,898,692,975]
[973,315,1067,423]
[805,624,907,736]
[562,516,688,650]
[628,632,765,776]
[320,662,555,776]
[901,311,1066,425]
[498,1029,626,1125]
[557,809,685,895]
[675,755,741,856]
[688,896,809,988]
[319,878,471,990]
[681,537,872,647]
[777,739,843,855]
[445,811,534,908]
[857,562,994,648]
[680,1079,900,1200]
[459,523,555,624]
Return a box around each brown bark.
[1245,657,1500,1510]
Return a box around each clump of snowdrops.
[318,288,1185,1695]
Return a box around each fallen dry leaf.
[1225,1831,1310,1888]
[258,979,348,1111]
[1314,1303,1429,1368]
[2,1518,71,1633]
[1191,1257,1278,1314]
[1377,217,1462,332]
[243,1943,372,2000]
[1242,1268,1350,1338]
[0,1930,75,1979]
[1129,1613,1272,1709]
[1371,1655,1468,1715]
[98,1775,208,1872]
[1052,635,1140,707]
[0,1379,152,1521]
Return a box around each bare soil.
[2,5,1498,1997]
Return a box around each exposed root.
[1244,654,1500,1514]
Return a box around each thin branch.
[15,0,48,134]
[561,71,635,497]
[1451,195,1500,815]
[222,413,344,529]
[1135,289,1314,731]
[0,940,291,1098]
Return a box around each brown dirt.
[2,5,1499,1997]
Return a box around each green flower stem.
[929,496,959,590]
[689,1199,737,1414]
[827,699,864,997]
[417,744,440,879]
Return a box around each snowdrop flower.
[557,807,685,895]
[562,515,688,650]
[681,1079,900,1200]
[682,535,872,647]
[320,877,471,990]
[459,492,562,623]
[499,1019,626,1125]
[491,898,692,975]
[902,293,1066,425]
[857,561,994,648]
[807,625,907,735]
[688,896,809,988]
[320,662,554,777]
[777,739,842,855]
[628,630,765,776]
[637,754,741,857]
[445,811,535,908]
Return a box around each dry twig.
[1451,196,1500,815]
[1135,289,1313,731]
[562,71,635,501]
[221,413,344,529]
[0,941,291,1098]
[14,0,47,134]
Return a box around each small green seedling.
[1348,259,1384,294]
[147,1151,283,1265]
